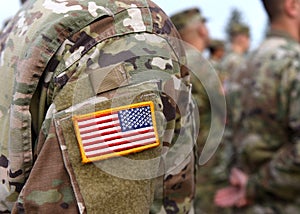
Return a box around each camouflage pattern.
[209,58,221,71]
[183,47,227,213]
[228,30,300,213]
[0,0,196,213]
[219,49,248,181]
[220,22,249,86]
[193,79,231,214]
[220,51,247,88]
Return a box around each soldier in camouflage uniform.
[170,7,209,53]
[215,23,251,199]
[220,23,250,88]
[0,0,196,213]
[171,8,227,214]
[215,0,300,213]
[208,39,226,75]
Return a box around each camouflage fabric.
[218,49,248,178]
[220,51,247,88]
[209,59,222,78]
[229,30,300,213]
[183,47,227,214]
[0,0,196,213]
[221,23,250,87]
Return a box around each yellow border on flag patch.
[72,101,160,164]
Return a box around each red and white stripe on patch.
[72,101,160,163]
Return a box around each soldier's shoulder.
[257,36,300,60]
[221,52,244,67]
[243,36,300,77]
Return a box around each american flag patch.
[72,101,160,163]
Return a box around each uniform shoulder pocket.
[52,74,165,213]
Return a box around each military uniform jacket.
[231,30,300,212]
[0,0,196,213]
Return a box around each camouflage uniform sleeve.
[190,72,210,153]
[245,53,300,202]
[189,50,228,213]
[0,0,196,213]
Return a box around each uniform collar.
[266,29,298,43]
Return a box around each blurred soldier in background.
[208,39,226,74]
[171,7,210,53]
[220,23,250,87]
[171,8,227,214]
[216,23,251,197]
[0,0,196,213]
[215,0,300,213]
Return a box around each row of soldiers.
[0,0,299,213]
[170,0,300,213]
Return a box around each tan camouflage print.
[169,11,227,205]
[220,51,247,87]
[0,0,196,213]
[210,49,249,202]
[228,30,300,213]
[183,47,227,214]
[209,59,222,74]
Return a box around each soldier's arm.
[246,138,300,201]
